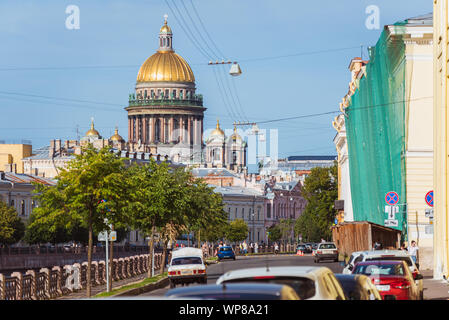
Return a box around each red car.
[352,260,423,300]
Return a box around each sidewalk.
[56,271,159,300]
[422,270,449,300]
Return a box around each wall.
[0,144,32,174]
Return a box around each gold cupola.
[85,119,100,137]
[110,127,124,142]
[211,119,225,136]
[231,125,242,141]
[136,16,195,83]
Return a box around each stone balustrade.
[0,253,161,300]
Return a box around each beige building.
[0,143,32,174]
[432,0,449,280]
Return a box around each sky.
[0,0,432,162]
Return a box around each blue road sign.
[385,191,399,206]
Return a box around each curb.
[112,277,169,297]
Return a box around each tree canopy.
[0,201,25,245]
[294,163,338,242]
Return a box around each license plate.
[376,285,390,291]
[323,250,334,254]
[181,270,193,275]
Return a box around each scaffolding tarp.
[345,23,407,234]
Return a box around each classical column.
[187,116,192,145]
[150,117,155,143]
[160,116,165,144]
[170,116,174,143]
[128,117,132,143]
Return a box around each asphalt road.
[139,254,344,297]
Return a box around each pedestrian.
[274,242,279,254]
[400,242,408,251]
[243,241,248,254]
[408,240,419,264]
[254,242,259,254]
[321,238,326,243]
[250,242,254,253]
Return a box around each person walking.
[254,242,259,254]
[408,240,419,264]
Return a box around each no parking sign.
[385,191,399,206]
[425,190,433,207]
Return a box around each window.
[21,200,25,216]
[242,208,245,220]
[172,90,176,98]
[171,257,202,265]
[267,204,271,218]
[165,89,169,98]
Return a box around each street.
[140,254,343,297]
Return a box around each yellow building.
[0,144,32,174]
[433,0,449,280]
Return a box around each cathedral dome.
[137,51,195,83]
[110,127,124,142]
[136,18,195,83]
[211,119,225,136]
[85,120,100,137]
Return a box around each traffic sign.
[384,219,398,227]
[98,231,108,242]
[385,191,399,206]
[109,231,117,242]
[425,190,433,207]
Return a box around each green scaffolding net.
[345,23,407,235]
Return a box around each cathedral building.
[125,17,206,164]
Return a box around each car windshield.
[224,277,315,300]
[220,247,232,252]
[365,256,412,267]
[171,257,202,265]
[319,244,336,249]
[354,263,405,276]
[336,279,363,300]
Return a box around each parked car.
[296,243,312,253]
[168,247,207,288]
[165,283,300,300]
[314,242,339,263]
[296,244,311,254]
[217,246,235,261]
[334,274,382,300]
[352,260,423,300]
[216,266,346,300]
[342,249,424,299]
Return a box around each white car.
[168,247,207,288]
[342,249,424,299]
[216,266,346,300]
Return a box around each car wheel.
[420,291,424,300]
[233,257,236,260]
[169,281,176,289]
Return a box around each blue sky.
[0,0,432,160]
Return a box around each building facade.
[339,14,434,270]
[0,143,32,174]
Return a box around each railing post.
[9,273,21,300]
[91,261,99,286]
[26,270,37,300]
[73,263,82,290]
[39,268,51,300]
[0,273,4,300]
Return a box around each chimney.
[55,139,62,156]
[49,140,55,157]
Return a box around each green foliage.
[279,218,294,243]
[294,164,338,242]
[225,219,248,243]
[267,224,281,242]
[0,201,25,245]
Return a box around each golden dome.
[160,22,172,34]
[231,126,242,141]
[110,127,124,142]
[137,51,195,83]
[85,120,100,137]
[211,119,224,136]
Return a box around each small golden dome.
[85,120,100,137]
[160,22,172,34]
[231,126,242,141]
[137,51,195,83]
[211,119,224,136]
[110,127,124,142]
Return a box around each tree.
[225,219,248,243]
[33,145,128,297]
[267,224,281,243]
[279,218,294,244]
[294,163,338,242]
[0,201,25,245]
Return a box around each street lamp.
[208,60,242,77]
